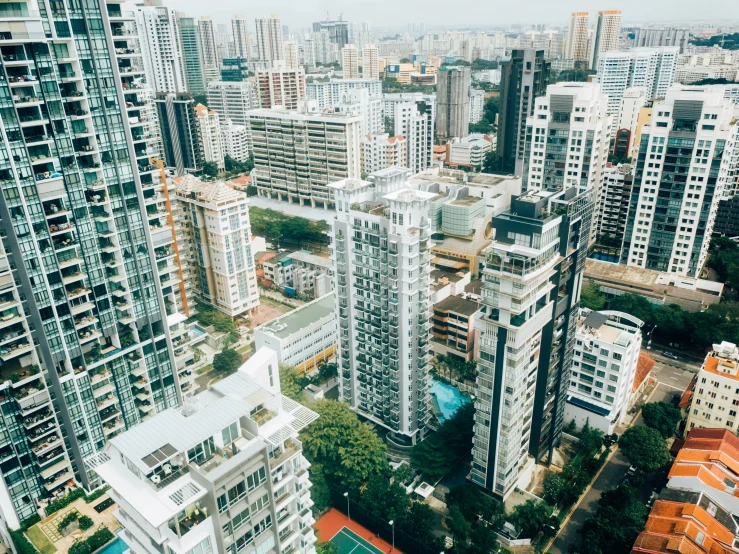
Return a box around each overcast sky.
[155,0,738,30]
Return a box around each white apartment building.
[522,82,611,245]
[283,40,300,70]
[622,86,739,277]
[306,79,383,109]
[289,251,335,299]
[616,87,647,153]
[195,104,224,170]
[566,309,643,434]
[342,45,359,79]
[255,294,338,373]
[385,93,436,174]
[362,45,379,80]
[255,16,284,65]
[330,168,434,441]
[93,347,319,554]
[591,10,623,68]
[207,80,258,126]
[566,12,590,66]
[448,134,493,167]
[221,119,250,163]
[361,134,408,174]
[173,175,260,316]
[197,16,219,77]
[469,88,485,124]
[331,89,382,136]
[247,105,362,208]
[686,342,739,432]
[231,15,250,59]
[135,3,187,94]
[256,62,306,110]
[596,47,679,132]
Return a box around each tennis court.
[331,527,386,554]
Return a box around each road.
[547,351,697,553]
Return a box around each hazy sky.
[155,0,738,30]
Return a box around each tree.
[482,150,503,174]
[309,464,331,513]
[212,348,241,374]
[509,499,554,538]
[201,161,219,177]
[315,541,339,554]
[618,425,671,472]
[579,426,604,455]
[300,400,389,491]
[392,463,415,487]
[580,280,606,310]
[399,501,435,541]
[361,475,410,521]
[411,402,474,480]
[446,483,505,529]
[279,364,305,400]
[542,473,566,505]
[483,95,499,124]
[642,402,682,438]
[608,294,656,327]
[446,505,471,546]
[577,485,648,554]
[384,116,395,135]
[192,93,207,106]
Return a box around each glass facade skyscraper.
[0,0,185,528]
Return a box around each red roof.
[632,352,656,392]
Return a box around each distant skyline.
[150,0,738,31]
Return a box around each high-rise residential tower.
[621,86,739,276]
[207,80,258,126]
[284,39,300,69]
[362,45,379,80]
[231,15,250,59]
[135,2,188,94]
[436,66,471,143]
[566,12,590,67]
[498,49,550,175]
[255,15,285,66]
[386,94,436,173]
[178,14,207,95]
[522,82,612,245]
[197,16,218,68]
[255,62,306,110]
[330,168,434,442]
[0,0,188,526]
[342,45,360,80]
[590,10,623,68]
[471,188,594,497]
[155,94,204,175]
[596,47,679,133]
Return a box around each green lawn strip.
[26,525,57,554]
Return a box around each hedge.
[10,530,36,554]
[69,527,115,554]
[46,486,110,516]
[79,516,93,531]
[57,511,78,534]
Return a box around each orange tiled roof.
[669,428,739,497]
[632,499,735,553]
[633,352,656,392]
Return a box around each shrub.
[46,488,85,515]
[84,487,108,503]
[10,530,36,554]
[78,516,93,531]
[57,511,79,534]
[68,527,114,554]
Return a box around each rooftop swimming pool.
[430,379,470,422]
[190,325,207,339]
[96,537,129,554]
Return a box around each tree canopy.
[690,33,739,50]
[618,425,671,472]
[410,402,474,480]
[509,499,558,539]
[300,400,389,491]
[224,154,254,175]
[249,207,331,248]
[192,301,237,333]
[642,402,682,438]
[580,281,606,310]
[201,161,219,178]
[212,349,241,374]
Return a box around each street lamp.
[343,492,350,520]
[647,325,657,350]
[389,520,395,551]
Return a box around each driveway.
[547,449,630,554]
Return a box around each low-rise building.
[254,294,338,374]
[431,294,479,362]
[565,309,643,434]
[447,134,494,168]
[685,342,739,433]
[584,259,724,312]
[92,347,319,554]
[289,251,334,299]
[262,252,293,288]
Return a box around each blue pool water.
[95,537,129,554]
[430,379,470,421]
[190,325,207,339]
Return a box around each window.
[246,467,267,491]
[222,423,238,445]
[217,494,228,513]
[228,481,247,505]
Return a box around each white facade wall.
[221,120,250,162]
[135,5,187,94]
[207,80,257,126]
[469,88,485,124]
[306,79,383,109]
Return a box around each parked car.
[627,465,638,476]
[662,351,679,360]
[672,392,682,404]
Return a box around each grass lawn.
[26,526,57,554]
[196,364,213,375]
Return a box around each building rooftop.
[256,293,335,339]
[384,188,437,203]
[174,174,248,207]
[289,250,332,270]
[700,343,739,381]
[434,294,480,316]
[585,259,724,295]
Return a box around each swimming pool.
[95,537,129,554]
[429,379,470,422]
[189,325,207,340]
